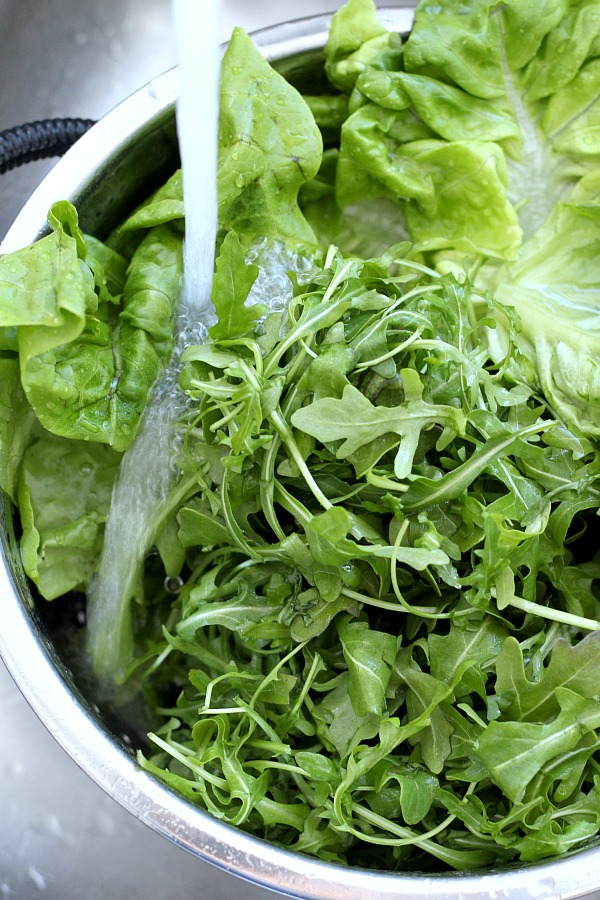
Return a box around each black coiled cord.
[0,117,96,173]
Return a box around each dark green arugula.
[134,240,600,871]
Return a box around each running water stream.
[86,0,220,683]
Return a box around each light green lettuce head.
[324,0,600,437]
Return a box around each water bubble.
[147,80,160,100]
[7,760,25,779]
[164,575,183,594]
[26,867,45,891]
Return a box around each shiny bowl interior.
[1,10,600,900]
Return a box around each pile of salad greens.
[1,0,600,873]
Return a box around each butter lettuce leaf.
[0,202,94,353]
[321,0,600,438]
[18,431,121,599]
[326,0,600,261]
[0,357,36,501]
[324,0,391,93]
[217,27,322,249]
[490,172,600,437]
[0,204,182,452]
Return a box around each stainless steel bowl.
[1,10,600,900]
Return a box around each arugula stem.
[390,521,454,620]
[273,481,313,528]
[340,586,434,614]
[498,592,600,632]
[139,642,174,679]
[390,258,441,280]
[260,382,308,540]
[246,760,308,775]
[147,733,227,789]
[219,336,264,375]
[324,244,338,269]
[248,640,308,709]
[203,671,257,711]
[351,803,458,847]
[260,434,288,541]
[537,621,562,661]
[381,282,445,320]
[281,651,323,728]
[269,409,332,510]
[366,470,409,492]
[209,402,245,432]
[355,326,424,372]
[323,258,355,304]
[220,470,262,558]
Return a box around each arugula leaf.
[208,231,263,341]
[291,375,466,479]
[477,688,600,803]
[338,614,397,717]
[494,633,600,722]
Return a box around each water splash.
[86,0,220,684]
[245,237,313,313]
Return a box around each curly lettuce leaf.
[328,1,521,258]
[120,170,185,231]
[0,202,181,452]
[321,0,600,437]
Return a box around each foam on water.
[245,238,313,313]
[86,0,220,684]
